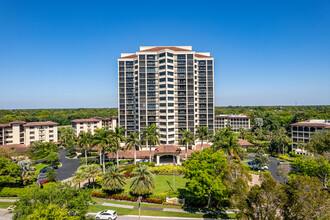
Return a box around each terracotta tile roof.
[139,47,192,52]
[0,124,10,128]
[9,120,26,125]
[0,144,29,152]
[71,118,101,123]
[290,121,330,129]
[238,139,253,146]
[118,54,138,59]
[195,53,213,58]
[23,121,59,127]
[154,145,182,154]
[111,116,118,119]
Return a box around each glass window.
[160,72,166,76]
[167,59,173,63]
[159,59,165,64]
[159,53,165,57]
[168,84,174,88]
[159,65,166,70]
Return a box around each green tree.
[0,157,20,186]
[92,128,111,173]
[111,126,126,167]
[102,165,125,192]
[27,204,79,220]
[254,118,263,130]
[223,163,251,208]
[254,151,270,167]
[282,175,330,220]
[183,148,227,208]
[58,127,75,148]
[46,152,59,165]
[84,164,102,190]
[46,169,56,182]
[196,126,211,151]
[264,113,280,134]
[179,129,195,160]
[142,124,160,163]
[130,164,155,195]
[72,170,86,188]
[29,141,59,159]
[211,127,241,159]
[13,182,92,220]
[125,131,140,165]
[292,156,330,188]
[77,131,93,167]
[238,173,285,220]
[307,130,330,155]
[17,160,35,185]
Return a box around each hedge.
[91,192,163,204]
[0,187,32,197]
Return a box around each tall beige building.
[215,114,250,132]
[118,46,214,146]
[71,116,118,137]
[0,121,58,146]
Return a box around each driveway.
[248,153,284,183]
[56,149,81,181]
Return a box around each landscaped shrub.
[151,165,185,175]
[0,187,32,197]
[246,147,253,153]
[119,159,134,164]
[91,191,164,204]
[123,171,134,178]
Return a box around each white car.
[95,210,117,220]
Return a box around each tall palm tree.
[211,127,240,157]
[85,164,102,190]
[77,131,93,167]
[111,126,126,167]
[102,165,126,192]
[92,128,111,173]
[196,126,211,151]
[130,164,155,195]
[126,131,140,165]
[179,129,195,160]
[142,124,160,163]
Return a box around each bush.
[119,159,134,164]
[91,191,164,204]
[0,187,32,197]
[246,148,253,153]
[151,165,185,175]
[105,162,115,167]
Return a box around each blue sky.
[0,0,329,109]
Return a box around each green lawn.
[123,175,187,194]
[89,204,236,219]
[0,202,14,209]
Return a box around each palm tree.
[92,128,111,173]
[130,164,155,195]
[196,126,211,151]
[211,127,240,157]
[126,131,140,165]
[77,131,93,167]
[85,164,102,190]
[111,126,126,167]
[72,170,86,188]
[102,165,126,192]
[179,129,195,160]
[142,124,160,163]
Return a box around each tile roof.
[0,144,29,152]
[9,120,26,125]
[71,118,101,123]
[139,46,192,52]
[290,120,330,129]
[238,139,253,146]
[154,145,182,154]
[195,53,213,58]
[0,124,10,128]
[118,54,138,59]
[23,121,59,127]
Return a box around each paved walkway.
[56,149,81,181]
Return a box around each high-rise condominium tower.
[118,46,214,146]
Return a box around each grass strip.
[93,198,182,209]
[0,202,14,209]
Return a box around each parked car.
[95,210,117,220]
[40,165,58,173]
[39,179,56,185]
[137,159,149,163]
[247,161,256,165]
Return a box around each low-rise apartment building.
[71,116,118,137]
[290,119,330,154]
[215,114,250,132]
[0,120,58,146]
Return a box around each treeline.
[0,105,329,127]
[0,108,117,126]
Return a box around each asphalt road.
[0,210,13,220]
[56,149,81,181]
[248,153,284,183]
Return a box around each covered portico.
[154,145,182,166]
